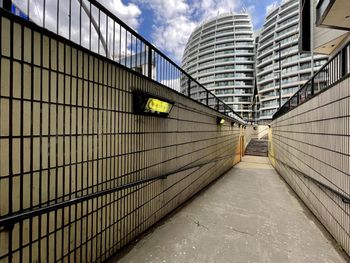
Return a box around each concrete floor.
[113,156,349,263]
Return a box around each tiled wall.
[0,15,244,262]
[269,76,350,256]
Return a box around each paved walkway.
[114,156,349,263]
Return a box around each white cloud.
[139,0,241,63]
[102,0,141,29]
[146,0,190,21]
[152,16,197,60]
[194,0,239,20]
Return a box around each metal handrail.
[1,0,243,122]
[0,153,237,228]
[269,153,350,204]
[273,40,350,120]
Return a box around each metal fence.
[273,40,350,119]
[0,0,243,122]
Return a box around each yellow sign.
[145,98,172,114]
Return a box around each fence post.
[147,45,152,78]
[3,0,12,11]
[297,91,300,104]
[311,77,314,96]
[187,78,191,97]
[341,48,347,77]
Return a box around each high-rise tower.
[256,0,328,121]
[181,13,255,120]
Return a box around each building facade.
[256,0,328,121]
[181,13,255,120]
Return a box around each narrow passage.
[113,156,349,263]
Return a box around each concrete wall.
[243,126,254,149]
[269,77,350,256]
[0,15,246,262]
[251,125,269,140]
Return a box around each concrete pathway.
[114,156,349,263]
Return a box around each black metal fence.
[273,40,350,119]
[1,0,243,121]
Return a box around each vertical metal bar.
[43,0,46,28]
[147,45,152,78]
[69,0,72,40]
[341,48,347,77]
[98,9,101,55]
[113,21,115,61]
[57,0,60,34]
[3,0,12,11]
[89,1,92,51]
[297,90,300,104]
[130,34,133,69]
[27,0,30,19]
[187,78,191,97]
[206,91,209,106]
[162,56,165,82]
[106,13,109,58]
[79,0,82,46]
[124,28,127,66]
[119,25,121,64]
[135,38,138,72]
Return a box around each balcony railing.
[273,40,350,119]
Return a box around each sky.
[110,0,285,63]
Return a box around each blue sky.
[112,0,284,63]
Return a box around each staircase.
[245,138,268,157]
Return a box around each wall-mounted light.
[217,117,225,125]
[133,91,174,117]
